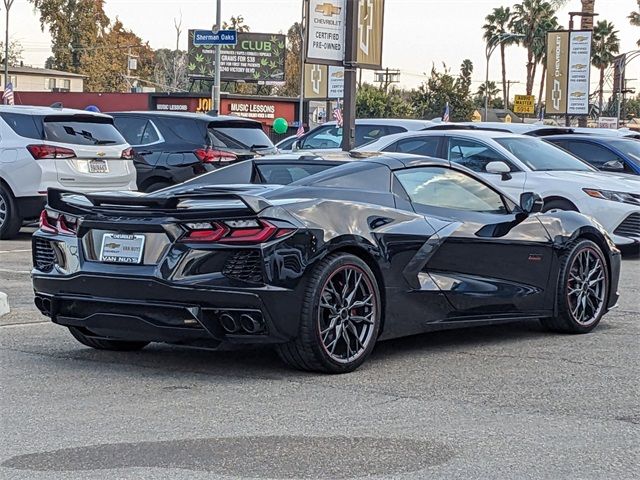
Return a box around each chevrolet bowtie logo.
[358,0,374,56]
[315,2,341,16]
[573,35,588,42]
[311,64,323,94]
[552,79,562,110]
[572,64,587,70]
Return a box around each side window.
[387,137,441,157]
[395,167,508,214]
[113,117,160,146]
[301,126,341,150]
[447,137,514,173]
[566,141,622,168]
[355,125,403,147]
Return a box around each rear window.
[293,161,391,191]
[43,118,126,145]
[208,123,274,151]
[256,163,338,184]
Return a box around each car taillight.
[194,148,237,164]
[181,220,295,244]
[39,210,78,236]
[121,147,134,159]
[27,145,76,160]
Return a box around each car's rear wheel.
[0,184,22,240]
[277,253,381,374]
[68,327,149,351]
[541,239,609,333]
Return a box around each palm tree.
[483,7,514,109]
[510,0,558,95]
[477,81,501,105]
[629,0,640,47]
[222,15,250,32]
[592,20,620,113]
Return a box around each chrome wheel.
[567,247,607,326]
[0,191,6,227]
[318,265,377,364]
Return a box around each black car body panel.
[32,154,621,349]
[110,112,276,191]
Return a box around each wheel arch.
[542,195,580,211]
[138,176,173,192]
[0,176,16,196]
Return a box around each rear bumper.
[32,273,304,345]
[16,196,46,220]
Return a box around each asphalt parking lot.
[0,230,638,480]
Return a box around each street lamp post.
[3,0,14,90]
[485,33,522,121]
[616,50,640,128]
[212,0,222,115]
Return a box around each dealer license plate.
[99,233,145,264]
[88,159,109,173]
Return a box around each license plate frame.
[99,233,145,264]
[88,159,109,174]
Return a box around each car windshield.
[495,137,594,171]
[608,139,640,168]
[208,124,275,151]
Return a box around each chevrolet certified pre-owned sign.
[566,31,592,115]
[306,0,346,65]
[545,31,569,115]
[304,63,329,98]
[356,0,384,69]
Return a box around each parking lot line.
[0,249,32,254]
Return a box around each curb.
[0,292,9,317]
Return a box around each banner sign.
[545,30,591,116]
[567,31,592,115]
[613,54,626,94]
[187,31,286,84]
[513,95,535,114]
[304,64,344,99]
[306,0,346,65]
[328,66,345,98]
[356,0,385,69]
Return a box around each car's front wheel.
[68,327,149,351]
[277,253,381,373]
[0,184,22,240]
[541,239,609,333]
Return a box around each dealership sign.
[188,30,286,84]
[545,30,592,116]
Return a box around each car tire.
[68,327,150,351]
[144,181,172,193]
[0,184,22,240]
[542,199,578,213]
[276,253,381,374]
[541,239,609,334]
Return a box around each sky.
[9,0,640,98]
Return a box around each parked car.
[32,153,620,373]
[459,122,640,139]
[545,135,640,175]
[0,105,135,239]
[275,135,298,151]
[280,118,436,152]
[355,130,640,247]
[109,112,277,192]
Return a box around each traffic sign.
[513,95,535,114]
[193,30,237,46]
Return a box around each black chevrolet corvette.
[31,154,621,373]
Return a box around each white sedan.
[356,129,640,247]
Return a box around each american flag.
[333,107,343,127]
[3,82,14,105]
[296,123,305,138]
[442,102,450,122]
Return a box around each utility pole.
[297,2,306,133]
[3,0,14,90]
[505,80,520,111]
[213,0,222,115]
[341,0,358,151]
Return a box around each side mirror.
[601,160,625,172]
[485,161,512,180]
[520,192,544,214]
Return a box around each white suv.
[0,106,137,239]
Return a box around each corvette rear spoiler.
[47,188,272,216]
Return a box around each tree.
[153,48,188,91]
[222,15,250,32]
[0,40,23,67]
[534,14,559,110]
[475,81,501,108]
[629,0,640,47]
[510,0,558,95]
[592,20,620,113]
[275,22,302,97]
[411,60,475,121]
[483,7,514,110]
[356,83,414,118]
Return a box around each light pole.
[3,0,14,90]
[616,50,640,128]
[485,33,522,121]
[212,0,222,114]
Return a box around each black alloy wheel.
[541,239,609,333]
[277,253,381,373]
